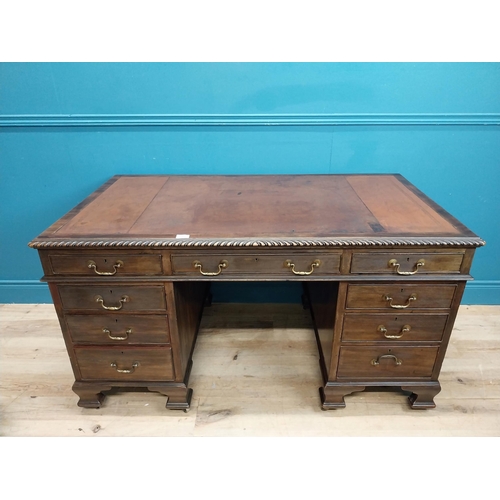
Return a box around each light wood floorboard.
[1,303,499,436]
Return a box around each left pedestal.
[40,251,208,410]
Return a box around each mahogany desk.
[29,175,484,411]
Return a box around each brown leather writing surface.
[57,176,169,236]
[33,174,479,245]
[129,175,380,237]
[345,176,460,234]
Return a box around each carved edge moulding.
[28,236,485,248]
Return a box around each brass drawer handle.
[285,259,321,275]
[95,295,129,311]
[388,258,425,275]
[110,361,139,374]
[87,260,123,276]
[384,293,417,309]
[371,354,402,366]
[103,328,132,341]
[377,324,411,339]
[193,260,228,276]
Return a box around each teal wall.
[1,63,499,304]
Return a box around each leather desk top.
[29,174,483,248]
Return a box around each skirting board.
[0,280,499,305]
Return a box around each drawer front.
[171,252,341,277]
[350,252,464,275]
[58,285,167,312]
[65,314,170,344]
[337,346,439,379]
[50,254,163,276]
[342,314,448,342]
[75,347,175,382]
[345,284,456,310]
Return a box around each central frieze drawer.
[345,284,456,310]
[75,346,175,382]
[341,314,448,342]
[66,314,170,344]
[58,285,167,312]
[337,346,439,379]
[171,252,341,276]
[350,252,464,275]
[49,253,163,276]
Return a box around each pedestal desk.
[29,174,484,411]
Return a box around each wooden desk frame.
[29,175,484,411]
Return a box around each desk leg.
[320,384,366,409]
[402,382,441,409]
[166,388,193,411]
[73,382,112,409]
[147,385,193,411]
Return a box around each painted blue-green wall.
[1,63,499,304]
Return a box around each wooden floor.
[1,303,499,436]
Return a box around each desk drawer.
[58,285,167,312]
[342,314,448,342]
[337,346,439,379]
[345,284,456,310]
[171,252,341,277]
[75,346,175,382]
[66,314,170,344]
[350,252,464,275]
[50,253,163,276]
